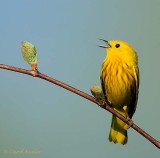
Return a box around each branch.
[0,64,159,149]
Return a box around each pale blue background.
[0,0,160,157]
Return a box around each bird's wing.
[128,65,139,118]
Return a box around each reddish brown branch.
[0,64,159,149]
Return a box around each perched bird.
[99,39,139,145]
[21,41,38,71]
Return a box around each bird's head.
[99,39,137,64]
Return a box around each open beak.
[98,39,111,48]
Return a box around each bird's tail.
[109,108,128,145]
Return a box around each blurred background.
[0,0,160,157]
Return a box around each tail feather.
[109,109,128,145]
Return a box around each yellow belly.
[106,81,132,107]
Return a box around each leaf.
[21,41,38,70]
[90,84,105,101]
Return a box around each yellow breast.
[101,58,135,107]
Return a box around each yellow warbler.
[99,39,139,145]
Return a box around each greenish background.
[0,0,160,157]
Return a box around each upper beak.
[98,39,111,48]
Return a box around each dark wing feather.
[100,75,106,99]
[128,66,139,118]
[100,72,110,105]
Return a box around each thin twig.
[0,64,159,149]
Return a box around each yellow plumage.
[99,40,139,145]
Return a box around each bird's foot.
[125,117,133,129]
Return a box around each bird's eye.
[115,44,120,48]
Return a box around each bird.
[99,39,139,145]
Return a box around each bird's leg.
[123,106,133,129]
[98,100,106,108]
[125,117,133,129]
